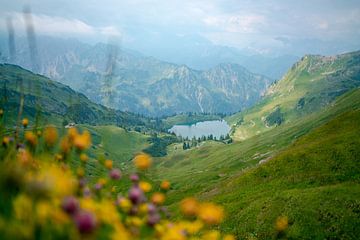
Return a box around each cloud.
[203,13,267,34]
[1,11,121,37]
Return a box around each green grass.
[148,88,360,238]
[211,109,360,239]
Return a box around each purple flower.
[130,173,139,182]
[128,186,144,204]
[61,196,79,215]
[74,211,97,234]
[109,168,122,180]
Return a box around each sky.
[0,0,360,56]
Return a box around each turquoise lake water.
[168,120,230,139]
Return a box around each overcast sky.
[1,0,360,55]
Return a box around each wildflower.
[62,196,79,215]
[109,168,122,180]
[74,130,91,151]
[43,125,58,146]
[68,127,78,141]
[128,186,144,204]
[275,216,288,232]
[134,153,152,170]
[25,131,37,146]
[22,118,29,127]
[147,212,161,226]
[36,130,42,137]
[60,137,71,154]
[130,173,139,182]
[104,159,113,169]
[198,203,224,225]
[139,181,152,192]
[180,197,198,217]
[17,149,32,165]
[118,197,132,212]
[202,230,221,240]
[55,153,63,161]
[74,211,97,234]
[223,234,236,240]
[77,167,85,178]
[2,136,11,147]
[160,180,171,190]
[0,109,3,117]
[151,192,165,205]
[13,194,33,221]
[36,201,52,224]
[80,153,89,163]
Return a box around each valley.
[1,40,360,239]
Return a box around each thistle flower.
[130,173,139,182]
[74,211,97,234]
[128,186,144,204]
[61,196,79,215]
[134,153,152,170]
[109,168,121,180]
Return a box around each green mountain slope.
[227,50,360,141]
[0,64,158,130]
[150,88,360,238]
[212,107,360,239]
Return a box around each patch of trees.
[181,134,232,150]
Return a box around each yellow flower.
[111,222,130,240]
[74,130,91,150]
[223,234,236,240]
[160,180,171,190]
[104,159,113,169]
[98,178,107,186]
[55,153,63,161]
[80,153,89,163]
[60,137,71,154]
[17,149,32,165]
[22,118,29,127]
[2,136,10,146]
[67,127,78,141]
[139,181,152,193]
[25,131,37,146]
[118,198,132,212]
[43,125,58,146]
[198,203,224,225]
[202,230,220,240]
[36,201,52,224]
[13,194,33,221]
[151,192,165,205]
[180,197,198,216]
[77,167,85,177]
[275,216,288,232]
[134,153,152,170]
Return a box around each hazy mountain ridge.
[1,36,273,116]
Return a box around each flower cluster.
[0,114,235,240]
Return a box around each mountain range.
[1,36,276,116]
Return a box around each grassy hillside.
[212,108,360,239]
[227,51,360,141]
[0,64,160,131]
[149,88,360,238]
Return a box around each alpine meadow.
[0,1,360,239]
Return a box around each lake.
[168,120,231,139]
